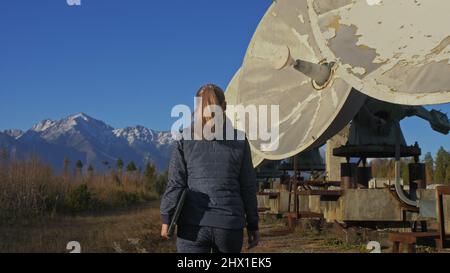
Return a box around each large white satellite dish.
[225,68,265,167]
[225,68,241,123]
[308,0,450,105]
[237,0,366,163]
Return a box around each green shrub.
[154,171,168,196]
[65,184,92,213]
[112,191,140,208]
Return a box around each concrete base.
[257,191,291,214]
[296,189,406,221]
[258,187,450,232]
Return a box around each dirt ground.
[0,201,441,253]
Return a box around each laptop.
[167,189,188,238]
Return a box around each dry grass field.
[4,200,450,253]
[0,201,368,253]
[0,202,174,253]
[0,158,164,224]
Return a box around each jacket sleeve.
[239,138,259,231]
[160,140,187,225]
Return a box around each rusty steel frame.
[436,186,450,249]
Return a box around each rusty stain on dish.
[430,36,450,55]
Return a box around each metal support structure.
[293,155,299,217]
[394,123,418,207]
[340,163,355,190]
[408,163,426,200]
[356,167,371,189]
[436,186,449,248]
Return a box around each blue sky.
[0,0,449,157]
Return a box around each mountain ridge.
[0,113,175,172]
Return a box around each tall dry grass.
[0,201,175,253]
[0,157,162,223]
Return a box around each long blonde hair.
[195,84,227,133]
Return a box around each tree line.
[371,146,450,185]
[62,156,168,196]
[0,151,169,221]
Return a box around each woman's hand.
[161,224,169,239]
[247,230,260,250]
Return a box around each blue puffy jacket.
[160,129,259,231]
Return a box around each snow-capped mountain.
[0,113,175,172]
[3,129,24,139]
[113,126,170,146]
